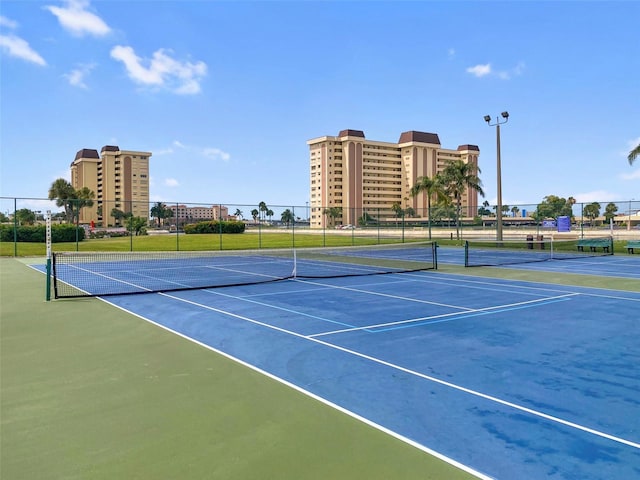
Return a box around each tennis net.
[52,241,437,298]
[464,236,613,267]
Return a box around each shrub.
[184,220,246,234]
[0,224,85,243]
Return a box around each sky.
[1,0,639,215]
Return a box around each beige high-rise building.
[71,145,152,226]
[307,129,480,229]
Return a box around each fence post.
[13,198,17,256]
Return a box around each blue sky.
[1,0,638,214]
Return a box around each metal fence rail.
[1,196,639,256]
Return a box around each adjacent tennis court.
[35,244,640,479]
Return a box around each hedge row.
[0,224,85,243]
[183,220,245,234]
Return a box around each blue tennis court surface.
[438,245,640,279]
[96,269,640,479]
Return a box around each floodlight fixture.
[484,111,511,241]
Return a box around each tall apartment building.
[307,129,480,228]
[71,146,152,226]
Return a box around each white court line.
[67,264,153,292]
[309,293,580,337]
[160,292,640,451]
[293,278,476,311]
[403,271,640,301]
[100,295,493,480]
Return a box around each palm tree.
[391,202,403,226]
[628,143,640,165]
[281,209,294,227]
[267,209,274,223]
[74,186,95,223]
[511,206,520,218]
[322,207,342,227]
[150,202,169,227]
[258,201,268,222]
[439,160,484,240]
[48,178,76,223]
[251,208,259,223]
[409,175,448,239]
[234,208,243,220]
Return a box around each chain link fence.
[1,197,639,256]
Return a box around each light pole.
[484,111,509,241]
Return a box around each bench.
[577,238,611,253]
[626,240,640,254]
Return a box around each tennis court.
[38,244,640,479]
[438,241,640,279]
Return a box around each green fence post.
[219,204,223,250]
[13,198,17,256]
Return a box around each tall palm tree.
[280,209,294,227]
[409,175,448,239]
[234,208,243,220]
[322,207,342,227]
[258,201,268,221]
[74,186,95,223]
[151,202,169,227]
[628,143,640,165]
[251,209,259,223]
[439,160,484,240]
[48,178,76,223]
[391,202,403,227]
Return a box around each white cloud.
[0,34,47,66]
[0,16,18,29]
[153,148,174,156]
[467,61,525,80]
[44,0,110,37]
[202,148,230,161]
[0,16,46,66]
[620,169,640,181]
[152,141,230,162]
[574,191,620,203]
[164,178,180,187]
[52,170,71,182]
[110,45,207,95]
[513,61,525,76]
[466,63,491,77]
[63,63,95,89]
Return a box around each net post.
[609,235,614,255]
[292,249,297,278]
[464,240,469,267]
[433,241,438,270]
[45,210,52,301]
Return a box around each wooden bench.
[577,238,611,253]
[626,240,640,254]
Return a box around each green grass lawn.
[0,230,419,256]
[0,258,476,480]
[1,229,636,257]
